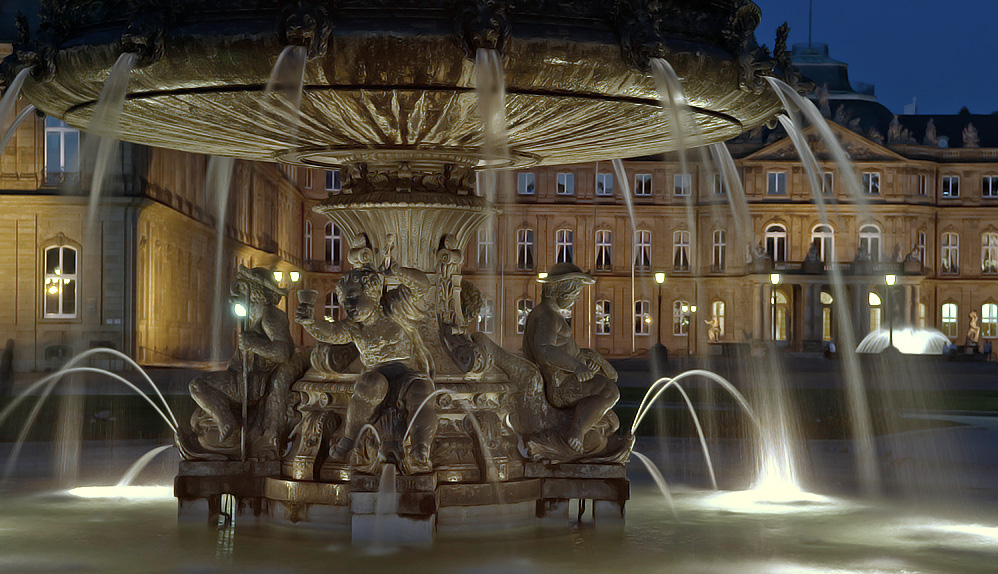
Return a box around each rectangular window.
[918,302,927,328]
[674,173,692,196]
[325,170,341,191]
[983,303,997,339]
[595,300,611,335]
[942,175,960,198]
[983,233,998,275]
[517,173,536,195]
[516,228,535,270]
[713,173,726,195]
[635,174,653,196]
[918,174,929,197]
[595,230,612,271]
[635,230,652,269]
[942,303,958,338]
[516,299,533,335]
[596,173,614,197]
[325,223,342,267]
[862,172,881,195]
[673,230,690,272]
[822,172,834,195]
[712,230,726,271]
[44,117,81,185]
[673,300,690,336]
[478,299,495,334]
[983,176,998,198]
[556,173,575,195]
[634,300,651,335]
[822,306,833,341]
[711,300,725,338]
[43,245,78,318]
[941,232,959,274]
[556,229,574,263]
[477,228,496,269]
[767,171,787,195]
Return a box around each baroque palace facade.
[2,41,997,371]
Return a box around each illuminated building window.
[942,303,958,338]
[859,224,882,262]
[595,230,612,270]
[44,117,80,184]
[712,229,726,271]
[673,300,690,336]
[634,300,651,335]
[869,291,882,331]
[711,300,725,338]
[595,300,611,335]
[821,291,834,341]
[43,245,78,319]
[983,303,997,339]
[516,228,534,270]
[515,299,532,334]
[325,223,341,268]
[917,302,927,328]
[324,291,339,320]
[635,230,652,269]
[982,232,998,274]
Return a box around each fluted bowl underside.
[16,2,785,166]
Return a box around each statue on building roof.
[867,126,884,144]
[963,123,980,148]
[923,118,938,146]
[834,104,847,125]
[888,115,903,144]
[817,84,831,119]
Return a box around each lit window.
[673,230,690,271]
[862,172,881,195]
[917,302,927,328]
[516,228,535,270]
[765,224,788,264]
[595,230,612,271]
[767,171,787,195]
[325,170,341,191]
[869,291,882,331]
[983,303,997,338]
[556,173,575,195]
[942,303,958,338]
[711,300,725,338]
[821,172,834,194]
[984,176,998,199]
[773,290,788,341]
[477,228,496,269]
[44,117,80,184]
[43,245,78,318]
[982,232,998,274]
[595,300,611,335]
[821,291,834,341]
[811,224,834,263]
[517,173,535,195]
[635,230,652,269]
[942,175,960,198]
[674,173,692,196]
[325,291,339,320]
[325,222,341,267]
[712,229,726,271]
[479,299,495,333]
[672,300,690,336]
[917,230,927,263]
[555,229,574,263]
[941,232,959,274]
[596,173,614,196]
[634,300,651,335]
[859,224,882,262]
[516,299,532,334]
[713,173,726,195]
[304,220,312,260]
[635,174,653,196]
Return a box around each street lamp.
[273,270,283,283]
[885,274,897,350]
[289,271,300,283]
[770,273,781,342]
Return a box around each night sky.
[755,0,998,115]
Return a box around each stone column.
[762,283,772,341]
[752,282,762,340]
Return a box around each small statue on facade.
[179,266,310,461]
[520,263,627,459]
[963,123,980,148]
[923,118,938,147]
[888,115,903,144]
[295,249,437,474]
[705,314,721,343]
[968,311,981,346]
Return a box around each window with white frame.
[517,173,536,195]
[555,229,574,263]
[304,169,313,189]
[635,174,653,196]
[304,220,312,260]
[811,224,834,263]
[917,230,927,262]
[634,300,651,335]
[859,224,882,262]
[942,175,960,198]
[516,228,535,270]
[918,174,929,197]
[595,230,612,270]
[635,230,652,269]
[941,232,959,274]
[477,228,496,269]
[673,230,690,271]
[44,117,80,184]
[43,245,78,318]
[983,232,998,274]
[713,173,726,195]
[479,299,495,333]
[942,302,958,338]
[674,173,692,196]
[325,222,341,267]
[862,172,881,195]
[556,172,575,195]
[767,171,787,195]
[711,300,725,338]
[712,229,726,270]
[516,299,532,334]
[984,176,998,198]
[983,303,997,338]
[822,172,834,194]
[673,300,690,336]
[325,170,341,191]
[595,300,611,335]
[324,291,340,320]
[596,173,614,196]
[765,224,788,264]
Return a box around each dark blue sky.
[756,0,998,115]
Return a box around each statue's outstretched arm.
[295,305,352,345]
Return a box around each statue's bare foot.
[568,436,584,453]
[412,443,431,467]
[218,419,237,441]
[330,436,355,462]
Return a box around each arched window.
[712,230,726,271]
[324,222,341,268]
[43,245,79,318]
[324,291,339,320]
[917,230,927,263]
[765,224,788,264]
[711,300,725,338]
[941,232,959,274]
[772,290,789,341]
[515,299,532,334]
[811,225,834,263]
[982,232,998,274]
[821,291,834,341]
[673,300,690,336]
[595,300,611,335]
[942,302,958,338]
[635,230,652,269]
[595,230,612,270]
[516,228,535,270]
[983,303,998,339]
[859,224,881,262]
[634,300,651,335]
[479,299,495,333]
[555,229,574,263]
[304,220,312,260]
[673,230,690,271]
[868,291,882,331]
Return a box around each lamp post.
[655,272,666,346]
[885,274,896,350]
[690,304,698,355]
[770,273,781,343]
[232,299,248,461]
